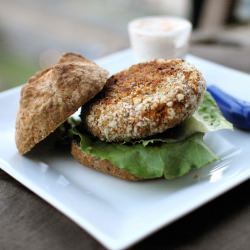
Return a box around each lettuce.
[73,129,217,179]
[70,91,232,180]
[192,92,233,132]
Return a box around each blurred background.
[0,0,250,91]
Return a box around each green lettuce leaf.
[73,129,218,180]
[192,92,233,132]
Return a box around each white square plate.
[1,49,250,250]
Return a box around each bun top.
[15,52,109,154]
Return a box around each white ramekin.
[128,16,192,62]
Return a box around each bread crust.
[57,52,93,65]
[15,53,109,154]
[71,142,139,181]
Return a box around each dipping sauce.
[128,16,192,62]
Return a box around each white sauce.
[128,16,192,62]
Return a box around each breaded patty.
[83,59,205,142]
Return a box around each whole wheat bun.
[71,142,139,181]
[15,53,109,154]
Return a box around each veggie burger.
[16,52,232,181]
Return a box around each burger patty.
[83,59,206,142]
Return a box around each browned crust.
[57,52,93,65]
[15,53,109,154]
[84,59,205,142]
[71,142,139,181]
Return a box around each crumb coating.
[83,59,205,142]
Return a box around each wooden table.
[1,44,249,250]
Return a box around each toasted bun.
[16,53,109,154]
[57,52,94,65]
[83,59,205,142]
[71,142,139,181]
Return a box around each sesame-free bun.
[83,59,205,142]
[71,142,139,181]
[15,53,109,154]
[57,52,94,65]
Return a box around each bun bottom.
[71,142,139,181]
